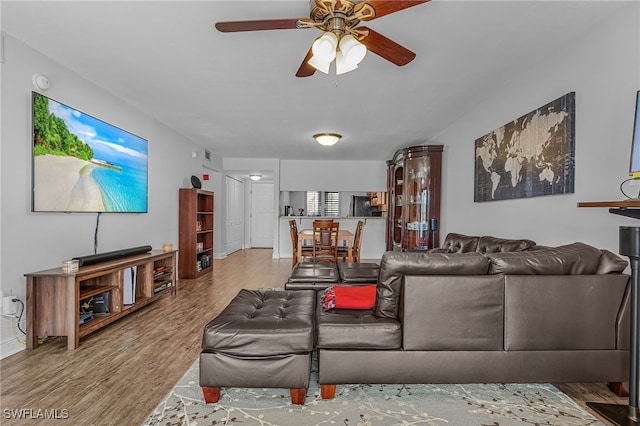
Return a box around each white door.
[251,183,274,248]
[225,176,243,254]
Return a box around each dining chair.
[339,220,364,262]
[312,221,340,262]
[289,219,313,267]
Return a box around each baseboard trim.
[0,336,25,359]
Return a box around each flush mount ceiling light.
[249,174,262,181]
[313,133,342,147]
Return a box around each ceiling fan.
[215,0,430,77]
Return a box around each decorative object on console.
[474,92,575,202]
[190,175,202,189]
[214,0,430,77]
[61,259,79,274]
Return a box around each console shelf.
[25,250,177,350]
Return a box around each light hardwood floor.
[0,249,627,425]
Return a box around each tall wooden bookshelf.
[179,188,214,278]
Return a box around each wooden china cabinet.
[386,145,443,251]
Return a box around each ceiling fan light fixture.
[308,54,331,74]
[339,35,367,66]
[311,32,338,62]
[313,133,342,147]
[249,174,262,181]
[336,51,358,75]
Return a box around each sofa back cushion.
[487,242,603,275]
[374,251,490,319]
[596,250,628,274]
[439,233,480,253]
[476,236,537,253]
[438,233,536,254]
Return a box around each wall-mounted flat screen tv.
[32,92,148,213]
[630,90,640,177]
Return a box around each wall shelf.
[577,200,640,219]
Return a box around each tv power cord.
[1,297,26,346]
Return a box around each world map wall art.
[474,92,575,202]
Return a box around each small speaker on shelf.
[191,175,202,189]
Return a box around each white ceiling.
[1,0,632,161]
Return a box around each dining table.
[298,228,354,262]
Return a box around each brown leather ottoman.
[199,289,315,405]
[285,262,340,290]
[337,262,380,284]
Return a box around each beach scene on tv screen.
[32,93,148,212]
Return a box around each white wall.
[433,4,640,255]
[280,160,387,191]
[0,35,222,358]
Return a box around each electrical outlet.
[2,296,17,316]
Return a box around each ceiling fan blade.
[296,47,317,78]
[355,0,430,21]
[215,18,302,32]
[358,26,416,66]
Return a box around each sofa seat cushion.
[487,242,602,275]
[201,289,315,356]
[316,300,401,350]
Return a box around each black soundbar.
[73,245,152,266]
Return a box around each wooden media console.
[24,250,177,350]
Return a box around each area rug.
[144,355,604,426]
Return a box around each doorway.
[250,183,274,248]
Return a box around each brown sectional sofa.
[317,234,631,398]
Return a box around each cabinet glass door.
[392,164,404,249]
[403,155,431,250]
